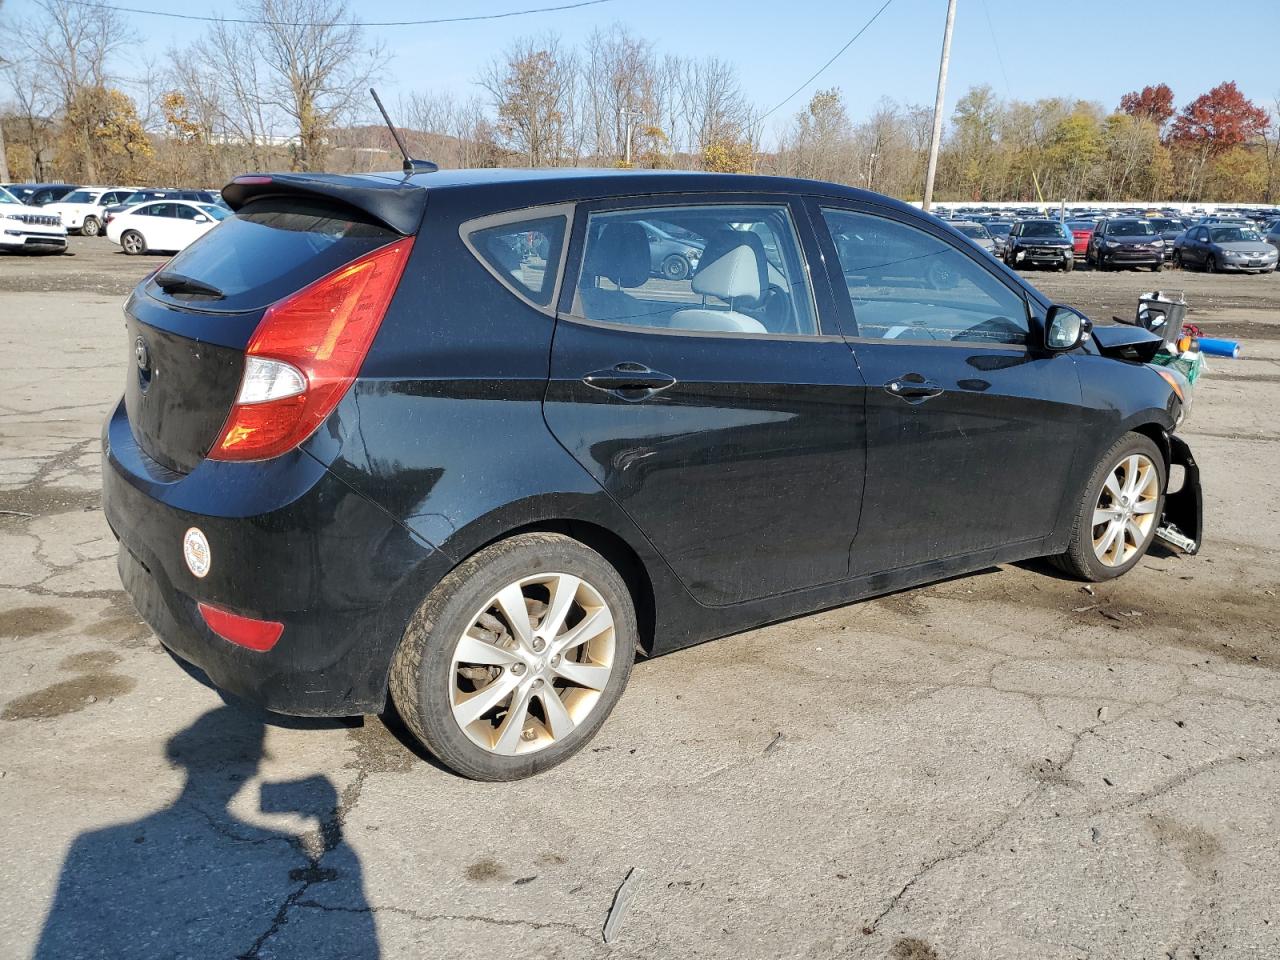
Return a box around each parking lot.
[1,237,1278,959]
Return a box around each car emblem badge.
[135,336,150,371]
[183,527,211,578]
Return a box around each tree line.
[3,0,1278,204]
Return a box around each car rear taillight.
[198,602,283,652]
[209,236,414,461]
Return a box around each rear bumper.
[102,399,452,716]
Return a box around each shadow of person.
[34,705,379,960]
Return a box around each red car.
[1066,220,1095,256]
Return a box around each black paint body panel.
[102,168,1198,716]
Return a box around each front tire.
[390,533,637,780]
[120,230,146,255]
[1204,254,1217,273]
[1051,433,1165,582]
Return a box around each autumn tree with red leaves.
[1169,81,1270,196]
[1119,84,1175,131]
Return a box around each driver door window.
[571,204,819,336]
[821,209,1029,346]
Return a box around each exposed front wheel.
[1051,433,1165,581]
[389,533,637,780]
[81,216,101,237]
[1204,254,1217,273]
[120,230,146,255]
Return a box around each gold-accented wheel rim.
[449,573,615,755]
[1092,453,1159,567]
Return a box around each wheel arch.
[445,513,660,657]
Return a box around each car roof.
[222,168,917,236]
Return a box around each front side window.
[822,209,1029,346]
[463,207,569,310]
[572,203,817,336]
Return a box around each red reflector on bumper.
[197,602,283,652]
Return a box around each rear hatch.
[125,190,413,474]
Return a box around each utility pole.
[921,0,957,213]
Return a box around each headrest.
[583,222,650,289]
[693,230,767,304]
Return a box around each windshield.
[198,204,230,220]
[62,190,98,204]
[986,222,1012,236]
[1022,222,1065,238]
[1209,226,1261,243]
[1110,219,1155,236]
[0,187,18,205]
[956,224,990,239]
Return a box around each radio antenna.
[370,88,438,175]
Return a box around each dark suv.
[1002,219,1074,271]
[103,169,1201,780]
[1087,217,1167,272]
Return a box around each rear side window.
[461,204,571,311]
[152,197,399,311]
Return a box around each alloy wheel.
[449,572,617,755]
[82,217,100,237]
[1092,453,1159,567]
[122,231,144,255]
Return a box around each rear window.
[152,197,398,311]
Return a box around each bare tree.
[480,34,578,167]
[15,0,133,180]
[250,0,386,171]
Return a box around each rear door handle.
[885,375,944,403]
[582,363,676,397]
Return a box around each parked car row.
[0,181,229,255]
[941,206,1278,276]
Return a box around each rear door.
[811,200,1082,575]
[540,195,867,607]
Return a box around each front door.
[544,196,867,606]
[812,201,1082,575]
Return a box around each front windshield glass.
[1022,222,1065,238]
[1209,227,1261,243]
[0,187,19,205]
[986,222,1012,236]
[1110,219,1155,236]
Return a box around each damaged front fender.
[1157,434,1202,555]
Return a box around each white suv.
[43,186,133,237]
[0,185,67,253]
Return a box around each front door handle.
[885,375,944,403]
[582,362,677,398]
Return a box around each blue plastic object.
[1197,337,1241,358]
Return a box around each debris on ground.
[603,867,641,944]
[764,732,784,755]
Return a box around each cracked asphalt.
[1,238,1279,960]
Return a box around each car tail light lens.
[197,601,283,652]
[209,236,414,461]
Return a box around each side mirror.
[1044,304,1091,352]
[193,215,208,223]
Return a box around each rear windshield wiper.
[154,271,225,299]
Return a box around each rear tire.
[1050,433,1165,582]
[81,216,101,237]
[120,230,146,255]
[390,533,637,780]
[661,254,690,281]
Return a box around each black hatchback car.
[103,169,1202,780]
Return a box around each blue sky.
[11,0,1279,142]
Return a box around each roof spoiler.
[221,173,427,236]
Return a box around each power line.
[60,0,616,28]
[757,0,896,123]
